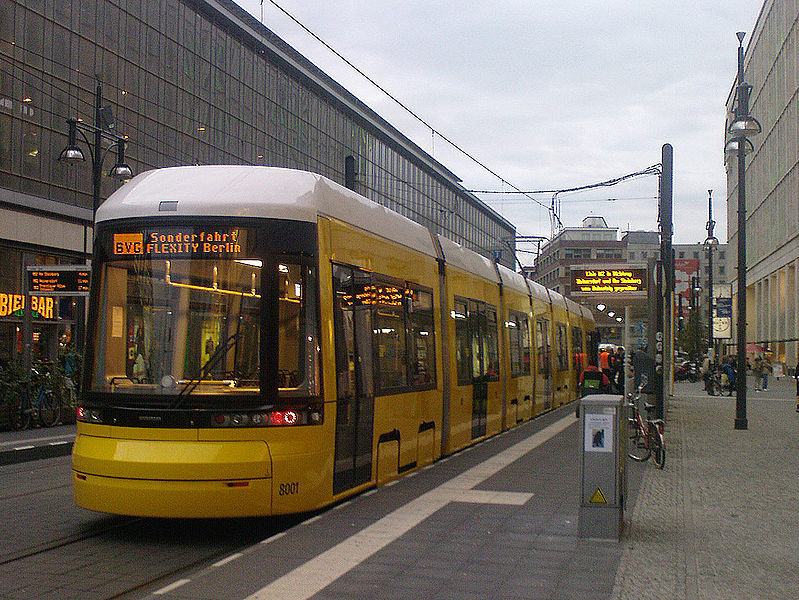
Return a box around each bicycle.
[627,380,665,469]
[7,367,60,430]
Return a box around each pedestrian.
[794,357,799,412]
[722,357,736,397]
[752,356,763,391]
[616,347,626,393]
[701,355,714,395]
[762,355,771,391]
[599,347,611,373]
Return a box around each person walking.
[752,356,763,391]
[794,357,799,412]
[722,357,736,397]
[701,355,714,395]
[762,355,771,391]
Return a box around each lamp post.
[704,189,718,367]
[59,81,133,258]
[726,32,761,430]
[58,80,132,359]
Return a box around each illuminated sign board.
[112,229,246,257]
[0,293,54,319]
[571,268,648,295]
[27,268,90,295]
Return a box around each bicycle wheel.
[8,392,32,430]
[649,422,665,469]
[38,391,60,427]
[628,426,651,462]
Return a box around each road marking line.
[0,434,74,448]
[213,553,243,567]
[154,578,191,595]
[245,415,573,600]
[260,531,287,545]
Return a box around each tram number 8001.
[278,481,299,496]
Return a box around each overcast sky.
[237,0,765,264]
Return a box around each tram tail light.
[76,406,104,423]
[211,406,322,428]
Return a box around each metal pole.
[707,190,714,363]
[93,81,102,218]
[734,35,749,430]
[655,143,673,420]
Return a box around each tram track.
[0,514,142,565]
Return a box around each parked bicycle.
[7,366,60,430]
[627,378,665,468]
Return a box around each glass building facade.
[0,0,516,362]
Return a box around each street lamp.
[58,81,133,257]
[704,189,719,365]
[727,31,761,430]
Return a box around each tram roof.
[98,166,439,258]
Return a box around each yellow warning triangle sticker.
[589,487,608,504]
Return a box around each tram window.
[373,280,408,392]
[508,311,531,377]
[556,323,569,371]
[469,300,484,380]
[484,306,499,381]
[91,255,262,395]
[454,299,471,386]
[572,326,584,374]
[407,287,435,388]
[536,318,551,376]
[456,298,499,384]
[278,262,320,396]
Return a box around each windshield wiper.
[171,330,243,407]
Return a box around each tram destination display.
[570,267,647,296]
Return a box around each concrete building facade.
[726,0,799,368]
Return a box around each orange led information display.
[112,229,246,257]
[571,268,647,295]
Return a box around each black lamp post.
[726,32,761,430]
[59,81,133,258]
[704,189,718,365]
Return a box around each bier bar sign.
[27,265,90,296]
[571,267,648,296]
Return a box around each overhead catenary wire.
[262,0,551,215]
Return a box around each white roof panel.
[436,234,499,283]
[96,166,438,259]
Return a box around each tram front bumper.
[72,434,272,517]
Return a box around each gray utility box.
[578,394,626,540]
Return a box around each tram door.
[535,318,553,411]
[332,265,375,495]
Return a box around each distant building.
[528,216,624,295]
[528,217,657,347]
[673,243,729,331]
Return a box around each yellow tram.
[72,166,596,517]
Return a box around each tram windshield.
[88,227,319,400]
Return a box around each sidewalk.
[612,377,799,600]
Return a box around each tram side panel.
[318,217,442,497]
[549,295,573,408]
[531,286,554,416]
[441,265,504,454]
[500,285,535,427]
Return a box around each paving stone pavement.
[611,378,799,600]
